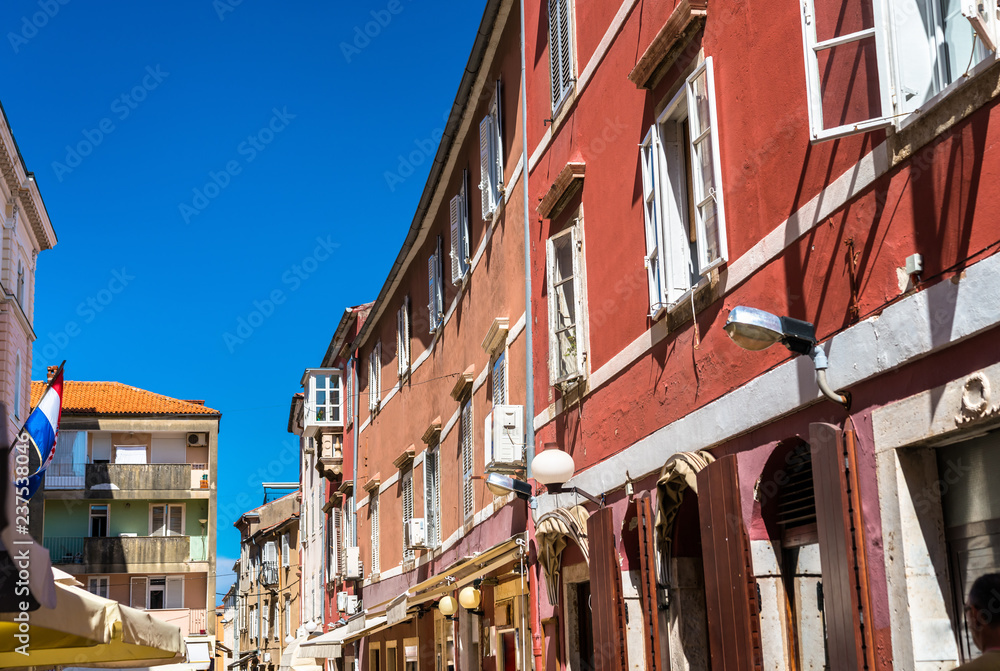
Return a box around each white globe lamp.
[531,449,575,486]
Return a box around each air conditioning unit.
[485,405,525,471]
[344,546,362,580]
[336,591,348,611]
[405,518,427,549]
[119,532,138,538]
[346,595,359,614]
[187,432,208,447]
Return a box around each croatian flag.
[21,366,64,500]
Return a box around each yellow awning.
[0,581,184,668]
[535,506,590,605]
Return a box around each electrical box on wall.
[485,405,525,471]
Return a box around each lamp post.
[723,306,849,408]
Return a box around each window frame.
[397,297,411,379]
[310,372,341,425]
[480,80,505,219]
[88,575,110,599]
[402,469,414,561]
[640,58,729,316]
[149,503,185,537]
[89,504,109,538]
[368,342,382,414]
[428,236,445,333]
[545,222,587,387]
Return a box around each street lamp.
[485,472,532,499]
[724,306,849,408]
[305,620,317,633]
[438,595,458,621]
[530,448,602,506]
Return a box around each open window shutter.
[964,1,998,51]
[685,58,728,277]
[461,170,471,267]
[587,506,629,671]
[428,254,438,332]
[462,402,474,519]
[397,306,405,377]
[375,342,382,406]
[436,236,445,320]
[636,495,665,671]
[480,116,493,219]
[547,0,563,108]
[494,80,504,191]
[545,238,559,386]
[450,195,463,284]
[570,224,585,377]
[809,420,875,671]
[151,505,165,536]
[168,505,183,536]
[697,455,763,671]
[640,130,663,316]
[131,577,147,609]
[799,0,892,141]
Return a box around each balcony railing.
[43,535,204,567]
[259,560,279,586]
[146,608,207,637]
[86,463,194,492]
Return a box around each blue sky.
[0,0,487,597]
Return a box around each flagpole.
[6,359,64,454]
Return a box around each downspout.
[351,355,359,548]
[519,1,543,670]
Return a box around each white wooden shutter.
[450,194,463,284]
[492,353,507,406]
[799,0,892,141]
[436,236,445,318]
[371,492,380,574]
[397,299,410,377]
[545,237,559,386]
[282,533,290,567]
[402,472,414,560]
[151,504,165,536]
[640,129,665,316]
[493,79,504,192]
[462,401,475,520]
[424,449,439,547]
[460,172,471,267]
[374,342,382,409]
[166,577,183,608]
[686,58,729,277]
[570,224,586,377]
[480,115,493,219]
[131,577,147,609]
[333,507,342,576]
[427,253,439,332]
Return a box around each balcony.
[147,608,207,637]
[87,463,192,491]
[259,560,279,586]
[302,369,343,437]
[44,535,207,572]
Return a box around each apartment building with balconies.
[36,378,220,642]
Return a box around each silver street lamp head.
[724,306,816,355]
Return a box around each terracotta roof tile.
[30,380,221,416]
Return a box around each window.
[311,373,341,423]
[342,495,353,574]
[424,447,440,548]
[427,236,445,333]
[402,470,414,561]
[546,223,586,386]
[330,508,341,579]
[115,445,147,464]
[90,505,108,538]
[346,360,354,425]
[480,82,504,218]
[13,351,20,419]
[492,351,507,406]
[371,490,380,575]
[88,576,109,599]
[250,605,258,640]
[461,399,475,521]
[147,576,183,610]
[640,57,728,317]
[262,600,270,640]
[270,600,277,640]
[282,532,290,568]
[800,0,995,141]
[150,504,184,537]
[548,0,575,111]
[450,173,472,284]
[368,342,382,413]
[397,298,411,378]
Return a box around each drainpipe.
[518,1,543,670]
[351,355,359,549]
